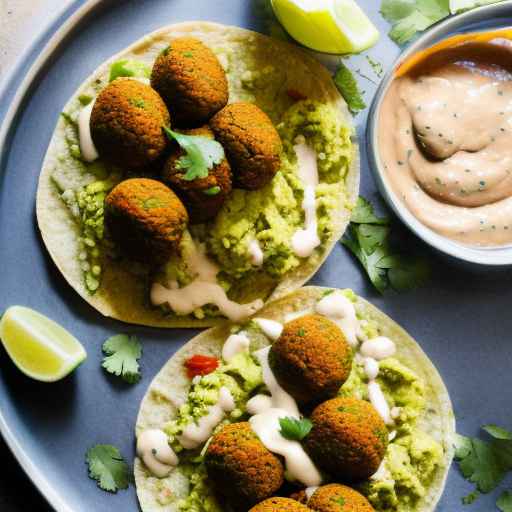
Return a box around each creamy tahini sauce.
[253,318,283,340]
[360,336,396,360]
[368,381,393,425]
[380,38,512,246]
[247,238,264,266]
[292,139,321,258]
[222,332,250,362]
[151,241,264,321]
[137,429,179,478]
[79,101,99,162]
[178,386,235,449]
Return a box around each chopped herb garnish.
[78,94,93,106]
[163,127,225,181]
[129,98,146,109]
[109,59,150,82]
[204,186,221,196]
[342,196,430,294]
[462,490,480,505]
[333,62,366,115]
[297,328,306,336]
[366,55,384,77]
[335,497,346,506]
[102,334,142,384]
[279,417,312,441]
[183,51,194,58]
[85,444,130,492]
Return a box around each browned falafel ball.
[289,490,309,504]
[308,484,375,512]
[209,102,282,190]
[104,178,188,265]
[249,497,312,512]
[304,397,388,482]
[90,78,170,168]
[269,314,353,405]
[161,126,232,223]
[204,422,284,509]
[151,37,228,126]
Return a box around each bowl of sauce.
[368,4,512,265]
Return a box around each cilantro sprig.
[279,417,313,441]
[455,425,512,507]
[342,197,430,293]
[102,334,142,384]
[334,62,366,115]
[163,127,225,181]
[86,444,130,492]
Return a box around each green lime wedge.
[271,0,379,54]
[0,306,87,382]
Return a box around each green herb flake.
[498,491,512,512]
[163,127,225,181]
[279,417,313,441]
[350,196,389,225]
[85,444,130,492]
[78,94,93,106]
[461,490,479,505]
[297,328,306,337]
[129,98,146,109]
[334,62,366,115]
[109,59,151,82]
[203,186,221,196]
[335,496,346,506]
[102,334,142,384]
[183,51,194,58]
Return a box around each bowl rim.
[367,0,512,266]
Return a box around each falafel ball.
[105,178,188,265]
[308,484,374,512]
[269,314,353,405]
[209,102,282,190]
[205,422,284,508]
[151,37,228,126]
[304,397,388,481]
[90,78,170,168]
[161,126,232,223]
[249,497,312,512]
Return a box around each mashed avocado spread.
[52,58,352,308]
[149,294,444,512]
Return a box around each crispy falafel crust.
[308,484,375,512]
[90,78,170,168]
[204,422,285,508]
[304,397,388,482]
[37,22,359,329]
[105,178,188,265]
[269,314,353,405]
[210,102,282,190]
[249,497,312,512]
[151,37,228,126]
[134,287,454,512]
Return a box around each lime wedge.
[271,0,379,54]
[0,306,87,382]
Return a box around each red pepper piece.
[184,354,219,379]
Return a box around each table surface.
[1,2,72,509]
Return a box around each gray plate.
[1,0,512,511]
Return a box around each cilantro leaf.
[498,491,512,512]
[462,490,480,505]
[386,255,430,292]
[102,334,142,384]
[164,127,224,181]
[381,0,450,45]
[109,59,150,82]
[279,417,313,441]
[483,425,512,440]
[334,62,366,114]
[86,444,130,492]
[351,197,390,225]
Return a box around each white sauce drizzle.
[305,486,319,500]
[284,309,312,323]
[247,238,264,266]
[222,332,250,362]
[315,291,359,347]
[178,387,235,449]
[250,408,322,487]
[368,381,393,425]
[291,140,320,258]
[247,394,273,415]
[78,100,99,162]
[364,357,380,381]
[360,337,397,361]
[253,318,283,341]
[151,241,264,322]
[137,429,179,478]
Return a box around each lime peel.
[0,306,87,382]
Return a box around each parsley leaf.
[279,417,313,441]
[109,59,150,82]
[342,196,429,294]
[334,62,366,115]
[462,490,480,505]
[164,127,225,181]
[102,334,142,384]
[498,491,512,512]
[86,444,130,492]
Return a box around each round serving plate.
[1,1,512,511]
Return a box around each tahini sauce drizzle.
[151,241,264,322]
[78,101,99,162]
[136,429,179,478]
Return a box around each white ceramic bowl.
[367,2,512,265]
